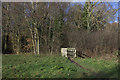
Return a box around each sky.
[70,2,119,23]
[110,2,118,23]
[31,1,119,23]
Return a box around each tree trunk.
[49,20,52,54]
[16,31,20,55]
[37,36,39,54]
[17,35,20,55]
[34,27,39,54]
[87,4,90,31]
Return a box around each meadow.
[2,54,118,78]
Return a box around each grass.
[2,54,118,78]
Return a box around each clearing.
[2,54,118,78]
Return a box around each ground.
[2,54,118,78]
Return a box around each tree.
[82,2,117,31]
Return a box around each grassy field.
[2,54,118,78]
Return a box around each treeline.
[2,2,118,56]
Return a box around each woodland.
[2,2,118,58]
